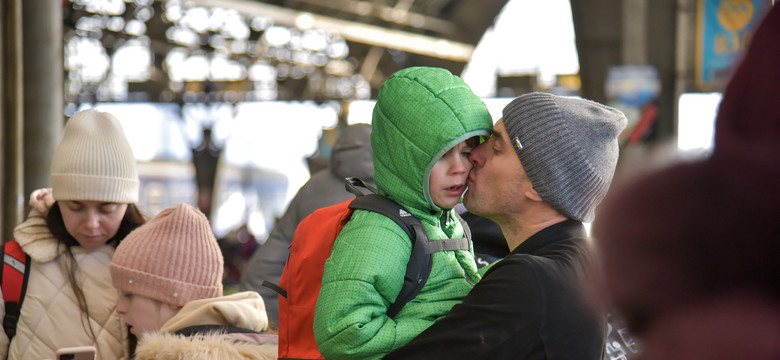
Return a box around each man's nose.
[468,145,485,168]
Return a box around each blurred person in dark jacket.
[240,123,374,329]
[593,4,780,360]
[593,154,779,360]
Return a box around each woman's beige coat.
[0,208,128,360]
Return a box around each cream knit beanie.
[51,109,139,203]
[110,203,224,306]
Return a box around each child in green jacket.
[313,67,493,359]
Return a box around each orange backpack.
[263,178,470,360]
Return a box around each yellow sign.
[695,0,771,91]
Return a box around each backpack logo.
[399,209,411,217]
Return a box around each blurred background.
[0,0,773,275]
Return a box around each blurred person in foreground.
[386,92,627,359]
[111,203,277,359]
[592,4,780,359]
[240,123,374,330]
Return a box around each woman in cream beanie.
[1,109,146,360]
[111,203,277,360]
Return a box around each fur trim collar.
[135,332,277,360]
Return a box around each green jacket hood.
[371,67,492,216]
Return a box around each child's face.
[116,291,179,337]
[429,138,477,209]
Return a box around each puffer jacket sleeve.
[0,288,8,359]
[313,210,422,360]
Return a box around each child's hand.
[30,187,55,215]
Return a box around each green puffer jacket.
[313,67,493,360]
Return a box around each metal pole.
[2,0,25,241]
[22,0,63,205]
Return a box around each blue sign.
[696,0,771,91]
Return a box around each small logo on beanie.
[514,137,524,150]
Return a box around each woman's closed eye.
[99,203,120,214]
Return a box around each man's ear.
[525,187,544,202]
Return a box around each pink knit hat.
[110,203,224,306]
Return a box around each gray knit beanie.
[503,92,627,222]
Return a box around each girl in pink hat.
[111,203,277,360]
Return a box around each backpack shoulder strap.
[455,211,472,242]
[2,240,31,341]
[349,194,470,318]
[344,176,376,197]
[420,212,472,254]
[349,194,425,318]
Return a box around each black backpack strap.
[349,194,427,318]
[349,194,472,319]
[344,177,376,197]
[261,280,287,298]
[387,220,431,319]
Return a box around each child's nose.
[116,298,127,314]
[453,156,469,173]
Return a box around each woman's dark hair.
[46,202,147,342]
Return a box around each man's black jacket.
[385,220,606,359]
